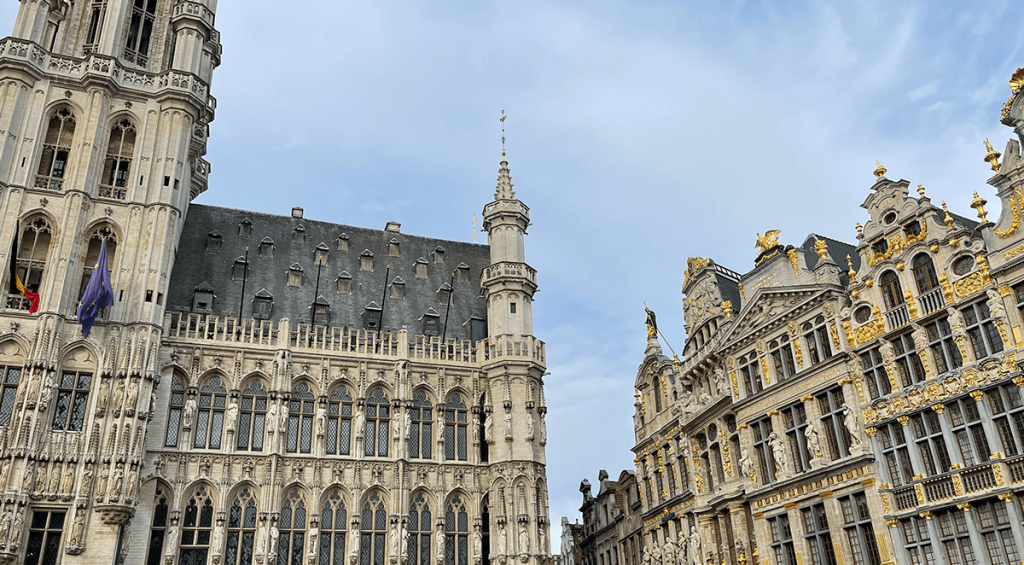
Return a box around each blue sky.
[7,0,1024,548]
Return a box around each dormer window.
[259,237,274,258]
[232,256,248,281]
[883,211,898,225]
[293,225,306,244]
[192,282,215,313]
[469,314,487,342]
[422,308,441,336]
[253,289,273,319]
[456,263,470,284]
[360,250,374,272]
[905,221,922,237]
[434,247,445,264]
[415,258,428,279]
[337,234,349,251]
[363,302,382,331]
[389,239,400,257]
[288,264,303,287]
[438,283,452,306]
[337,272,352,294]
[313,296,330,324]
[315,242,329,265]
[390,277,405,300]
[206,231,222,252]
[239,218,252,238]
[872,239,889,255]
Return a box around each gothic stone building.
[0,2,551,565]
[626,71,1024,565]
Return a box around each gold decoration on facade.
[896,416,908,426]
[842,320,855,347]
[931,403,944,414]
[885,519,897,528]
[994,463,1005,486]
[864,427,877,437]
[953,474,965,496]
[998,285,1012,297]
[914,483,925,504]
[919,511,932,520]
[792,336,803,367]
[970,191,989,223]
[853,307,886,345]
[942,201,955,228]
[957,503,972,512]
[983,139,1002,173]
[896,261,905,271]
[766,409,780,417]
[754,230,781,264]
[930,244,939,253]
[1004,243,1024,260]
[787,248,799,277]
[865,222,927,267]
[949,237,958,248]
[730,370,739,397]
[855,222,863,236]
[938,273,954,301]
[847,255,857,281]
[873,161,886,178]
[761,357,771,385]
[953,272,987,298]
[997,493,1014,502]
[969,390,984,402]
[722,300,733,318]
[738,282,745,300]
[684,257,711,284]
[904,291,918,319]
[917,184,926,198]
[977,253,992,284]
[851,289,860,300]
[720,429,732,476]
[864,278,873,288]
[814,239,829,260]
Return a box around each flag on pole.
[76,239,114,336]
[8,221,39,313]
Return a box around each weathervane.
[472,213,478,243]
[500,110,508,160]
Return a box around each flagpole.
[237,247,249,323]
[311,254,323,325]
[376,265,391,353]
[441,272,455,344]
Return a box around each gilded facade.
[0,2,550,565]
[622,70,1024,565]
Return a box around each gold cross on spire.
[500,110,508,160]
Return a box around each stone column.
[998,493,1024,545]
[932,405,965,469]
[968,390,1003,457]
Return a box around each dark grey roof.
[801,233,860,274]
[167,204,490,340]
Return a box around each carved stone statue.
[71,512,85,545]
[354,407,365,438]
[947,306,966,330]
[645,305,658,341]
[0,510,10,541]
[878,338,895,364]
[688,526,701,565]
[739,447,754,479]
[350,526,361,560]
[213,524,224,553]
[10,510,23,545]
[650,544,662,565]
[401,524,409,563]
[663,538,677,565]
[165,525,179,556]
[270,525,279,553]
[227,402,239,433]
[96,378,110,415]
[391,523,400,557]
[403,410,411,439]
[474,530,482,557]
[698,391,712,406]
[675,532,686,565]
[680,391,698,416]
[539,412,547,445]
[805,424,821,460]
[713,367,730,396]
[39,375,52,407]
[126,379,139,412]
[518,523,529,554]
[280,404,289,434]
[987,289,1009,325]
[96,465,109,500]
[34,465,46,493]
[62,464,75,494]
[47,466,60,493]
[498,524,507,554]
[111,379,125,413]
[769,432,788,475]
[111,465,124,495]
[183,398,197,429]
[0,460,8,491]
[504,411,513,440]
[641,549,651,565]
[436,527,445,562]
[525,412,535,441]
[843,406,862,447]
[126,466,138,498]
[267,404,278,434]
[318,406,328,436]
[485,413,493,443]
[81,465,94,495]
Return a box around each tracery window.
[100,119,136,199]
[802,316,832,366]
[287,383,315,454]
[360,492,388,565]
[180,486,215,564]
[76,226,118,313]
[987,384,1024,456]
[225,488,258,565]
[327,387,354,455]
[12,217,52,310]
[236,380,268,451]
[408,493,431,565]
[410,392,433,459]
[963,302,1003,359]
[36,107,76,190]
[0,365,22,426]
[364,388,390,457]
[879,271,904,310]
[740,354,763,396]
[945,398,991,466]
[839,492,882,565]
[816,387,850,461]
[445,495,469,565]
[801,503,837,565]
[124,0,158,67]
[910,411,951,476]
[445,394,468,461]
[84,0,108,50]
[769,338,797,381]
[751,417,776,484]
[52,371,91,431]
[278,489,308,565]
[878,422,914,487]
[145,484,170,565]
[320,490,348,565]
[165,375,185,446]
[194,377,228,449]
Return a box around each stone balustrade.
[885,456,1017,514]
[482,262,537,285]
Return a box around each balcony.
[33,174,63,191]
[886,457,1019,515]
[918,287,945,316]
[884,304,910,331]
[98,185,127,200]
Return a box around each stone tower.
[0,0,220,563]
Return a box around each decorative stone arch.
[239,371,271,391]
[362,380,394,401]
[194,367,230,390]
[80,216,125,243]
[224,479,262,510]
[290,376,320,399]
[104,109,143,132]
[180,478,219,510]
[58,343,100,372]
[0,336,30,362]
[326,376,358,397]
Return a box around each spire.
[494,157,516,200]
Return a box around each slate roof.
[167,204,490,340]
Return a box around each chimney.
[385,221,401,233]
[291,207,304,219]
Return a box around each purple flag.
[77,240,114,336]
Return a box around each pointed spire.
[494,155,516,200]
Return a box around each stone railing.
[1008,455,1024,483]
[290,324,399,357]
[164,313,279,346]
[886,457,1012,514]
[481,262,537,285]
[33,174,63,191]
[919,287,945,316]
[410,336,477,364]
[172,0,216,27]
[484,199,530,218]
[884,304,910,331]
[480,334,545,364]
[98,185,127,200]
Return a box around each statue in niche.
[680,391,698,416]
[739,447,754,479]
[987,289,1009,325]
[111,464,124,496]
[349,526,360,560]
[62,463,75,494]
[911,324,929,351]
[27,372,40,403]
[0,460,8,491]
[504,411,513,440]
[485,413,493,443]
[126,466,138,498]
[227,402,239,433]
[39,375,53,407]
[267,404,278,434]
[518,523,529,554]
[805,425,821,460]
[769,432,788,475]
[165,524,179,556]
[33,465,46,493]
[641,549,651,565]
[498,524,507,554]
[70,512,85,546]
[257,523,267,554]
[391,523,400,558]
[10,510,23,546]
[81,464,94,495]
[843,406,862,446]
[538,525,546,556]
[95,378,110,415]
[662,538,677,565]
[96,465,109,501]
[688,527,701,565]
[698,390,712,406]
[354,406,365,438]
[126,379,139,413]
[400,523,409,563]
[111,379,125,415]
[474,530,482,558]
[539,412,547,445]
[148,392,156,418]
[47,466,60,493]
[318,406,328,436]
[280,404,289,434]
[713,367,730,396]
[183,397,197,429]
[270,524,279,554]
[21,466,33,492]
[675,532,686,565]
[436,526,445,562]
[0,509,10,540]
[213,524,224,553]
[879,338,895,365]
[525,412,534,441]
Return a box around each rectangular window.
[802,503,838,565]
[817,387,850,460]
[665,463,676,496]
[782,402,811,474]
[740,356,763,397]
[878,422,915,486]
[975,499,1018,565]
[751,416,776,484]
[24,510,66,565]
[859,347,892,400]
[898,515,934,565]
[804,318,833,366]
[925,316,963,375]
[770,339,797,381]
[0,366,22,426]
[945,398,991,466]
[51,371,92,431]
[892,332,927,387]
[935,507,976,565]
[839,492,882,565]
[911,411,951,476]
[768,513,798,565]
[962,302,1004,359]
[987,384,1024,456]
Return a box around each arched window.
[124,0,157,66]
[180,485,215,564]
[84,0,108,51]
[444,495,469,565]
[236,380,268,451]
[165,375,185,446]
[0,364,23,426]
[327,387,353,455]
[279,489,308,565]
[225,487,258,565]
[879,271,904,310]
[12,217,52,310]
[144,483,169,565]
[410,392,433,459]
[287,383,315,454]
[100,118,136,199]
[36,107,76,190]
[364,388,390,457]
[52,370,92,431]
[912,254,940,294]
[444,395,467,461]
[360,492,388,565]
[76,225,118,313]
[195,377,227,449]
[320,489,348,564]
[408,493,431,565]
[652,378,662,413]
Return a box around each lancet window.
[444,495,469,565]
[36,107,76,191]
[360,492,388,565]
[326,387,354,455]
[12,217,52,310]
[236,380,268,451]
[364,388,390,457]
[84,0,108,51]
[408,493,432,565]
[124,0,158,67]
[100,119,136,199]
[287,384,315,454]
[52,371,91,431]
[76,226,118,314]
[194,377,227,449]
[145,484,170,565]
[225,487,258,565]
[444,394,468,461]
[912,254,940,294]
[179,486,215,564]
[320,490,348,564]
[0,365,22,426]
[409,392,433,459]
[278,489,308,565]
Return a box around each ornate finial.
[721,301,733,318]
[917,184,926,198]
[970,191,989,223]
[500,110,508,162]
[873,161,887,178]
[1012,67,1024,94]
[672,354,681,370]
[984,139,1002,173]
[941,201,955,228]
[471,213,477,243]
[813,239,829,260]
[846,255,856,281]
[754,230,781,265]
[855,222,863,236]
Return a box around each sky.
[7,0,1024,549]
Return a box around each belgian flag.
[8,220,39,313]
